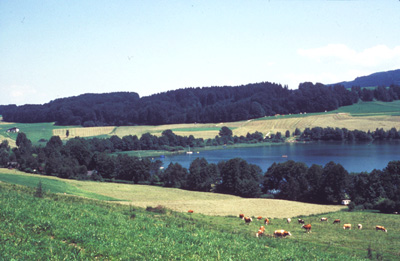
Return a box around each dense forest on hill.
[2,82,400,126]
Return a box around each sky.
[1,1,400,105]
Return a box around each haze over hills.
[328,69,400,88]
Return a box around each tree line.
[1,132,399,213]
[2,82,400,126]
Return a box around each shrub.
[34,180,44,198]
[146,205,167,214]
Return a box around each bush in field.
[34,180,44,198]
[146,205,167,214]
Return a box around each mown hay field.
[2,101,400,143]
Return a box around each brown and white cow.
[188,210,194,213]
[239,213,245,219]
[376,225,387,232]
[264,218,270,225]
[256,226,265,237]
[343,223,352,230]
[333,219,340,224]
[274,229,292,237]
[257,216,263,221]
[320,217,328,222]
[244,217,253,224]
[298,219,305,224]
[357,224,362,230]
[302,224,312,233]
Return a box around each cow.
[302,224,312,233]
[264,218,270,225]
[343,223,351,230]
[320,217,328,222]
[298,219,305,224]
[244,217,253,224]
[239,214,245,219]
[333,219,340,224]
[287,218,291,224]
[257,216,263,221]
[274,229,292,237]
[188,210,194,213]
[256,229,264,237]
[357,224,362,230]
[376,225,387,232]
[260,225,265,232]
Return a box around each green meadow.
[1,178,399,259]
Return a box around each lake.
[159,141,400,173]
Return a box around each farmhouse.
[6,127,19,133]
[341,199,351,205]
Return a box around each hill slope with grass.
[0,169,344,217]
[1,178,399,259]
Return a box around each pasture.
[1,101,400,145]
[0,169,344,218]
[1,178,399,259]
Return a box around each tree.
[219,126,233,137]
[186,158,219,192]
[162,162,188,188]
[321,161,349,204]
[218,158,262,197]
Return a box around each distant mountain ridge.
[328,69,400,88]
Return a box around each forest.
[1,131,399,213]
[1,82,400,126]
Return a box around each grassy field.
[0,169,120,201]
[1,179,399,259]
[0,168,344,218]
[1,100,400,145]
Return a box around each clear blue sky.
[1,1,399,105]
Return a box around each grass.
[0,168,344,218]
[0,169,121,201]
[1,181,399,259]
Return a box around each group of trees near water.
[2,82,400,126]
[1,132,399,213]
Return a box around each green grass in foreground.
[2,182,399,260]
[0,169,121,201]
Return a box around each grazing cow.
[260,225,265,232]
[239,214,245,219]
[256,229,264,237]
[376,225,387,232]
[287,218,291,224]
[343,223,351,230]
[320,217,328,222]
[188,210,194,213]
[244,217,253,224]
[264,218,270,225]
[333,219,340,224]
[357,224,362,230]
[298,219,305,224]
[274,229,292,237]
[302,224,312,233]
[257,216,263,221]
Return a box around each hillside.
[1,174,399,260]
[0,82,368,126]
[328,68,400,88]
[1,101,400,145]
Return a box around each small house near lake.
[6,127,19,133]
[341,199,351,205]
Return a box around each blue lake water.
[159,141,400,173]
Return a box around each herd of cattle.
[236,214,388,238]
